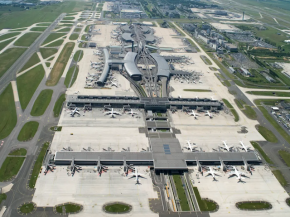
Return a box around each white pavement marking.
[37,52,50,78]
[16,63,42,78]
[11,81,19,102]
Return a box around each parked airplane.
[228,166,247,182]
[104,108,122,118]
[96,157,108,176]
[205,111,213,118]
[90,61,101,65]
[127,109,138,116]
[77,40,85,43]
[220,141,234,152]
[128,168,145,184]
[196,158,208,173]
[188,110,198,119]
[70,108,80,117]
[205,167,220,181]
[184,140,197,152]
[243,157,254,175]
[93,51,101,55]
[111,82,118,87]
[44,163,56,175]
[239,141,251,152]
[69,157,81,176]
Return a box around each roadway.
[0,13,66,95]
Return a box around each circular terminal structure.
[103,202,132,214]
[236,201,272,210]
[18,202,37,215]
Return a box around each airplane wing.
[113,111,121,115]
[104,112,112,115]
[75,111,80,115]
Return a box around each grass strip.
[20,53,40,72]
[272,170,287,186]
[237,201,271,210]
[0,84,17,139]
[53,94,66,117]
[172,175,190,211]
[193,187,217,211]
[29,142,49,188]
[222,99,233,109]
[30,27,47,31]
[42,33,67,45]
[56,204,81,213]
[64,66,79,88]
[17,121,39,141]
[0,48,27,78]
[200,55,212,65]
[73,50,83,62]
[257,125,278,143]
[0,38,14,51]
[14,33,41,46]
[39,48,57,59]
[9,148,27,156]
[0,32,20,41]
[30,89,53,116]
[17,65,45,110]
[20,203,35,213]
[0,194,7,205]
[45,39,64,47]
[46,42,75,86]
[0,157,25,181]
[278,150,290,167]
[69,33,79,40]
[104,204,130,213]
[250,142,273,164]
[222,99,239,121]
[183,89,211,92]
[247,91,290,97]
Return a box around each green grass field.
[20,53,40,72]
[0,84,17,140]
[0,156,25,181]
[30,89,53,116]
[234,99,257,120]
[53,94,66,117]
[56,204,81,214]
[36,23,51,27]
[9,148,27,156]
[17,64,45,110]
[30,27,47,32]
[172,175,190,211]
[17,121,39,141]
[19,203,35,214]
[0,32,20,41]
[183,89,211,92]
[251,141,273,164]
[200,55,212,65]
[0,2,90,30]
[74,28,82,32]
[247,91,290,97]
[56,27,71,32]
[39,48,57,59]
[69,33,79,40]
[0,48,26,78]
[104,204,130,213]
[45,39,64,47]
[257,125,278,143]
[64,66,79,88]
[0,38,14,51]
[29,142,49,188]
[193,187,217,211]
[278,150,290,167]
[222,99,233,109]
[272,170,287,186]
[73,50,83,62]
[42,33,67,45]
[237,201,271,210]
[14,33,41,47]
[0,194,6,205]
[45,62,50,67]
[63,16,75,20]
[46,42,75,86]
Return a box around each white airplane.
[228,166,247,182]
[128,168,145,184]
[220,141,234,152]
[91,64,102,69]
[70,108,80,117]
[205,167,220,181]
[93,28,100,32]
[111,82,118,87]
[188,110,198,119]
[205,111,213,118]
[184,140,197,152]
[90,61,101,65]
[127,109,138,116]
[77,40,85,43]
[239,141,251,152]
[104,108,122,118]
[93,51,101,55]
